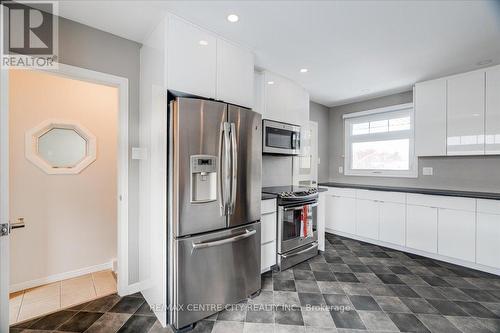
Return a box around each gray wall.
[310,102,330,183]
[57,17,142,281]
[328,91,500,192]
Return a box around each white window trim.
[344,103,418,178]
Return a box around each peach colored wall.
[9,70,118,286]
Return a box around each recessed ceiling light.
[477,59,492,66]
[361,89,371,93]
[267,81,275,85]
[227,14,239,23]
[199,40,208,46]
[300,68,308,73]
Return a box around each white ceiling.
[58,1,500,107]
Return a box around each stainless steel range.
[262,186,319,270]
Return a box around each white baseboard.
[10,260,116,293]
[325,229,500,277]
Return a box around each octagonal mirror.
[26,120,97,174]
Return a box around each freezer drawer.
[172,222,261,329]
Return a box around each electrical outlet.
[338,166,344,174]
[422,167,433,176]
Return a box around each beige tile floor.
[9,269,117,325]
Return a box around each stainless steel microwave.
[262,119,301,155]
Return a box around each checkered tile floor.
[11,233,500,332]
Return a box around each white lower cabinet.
[406,205,438,253]
[476,199,500,269]
[327,195,356,234]
[356,199,379,240]
[438,209,476,262]
[261,199,277,272]
[379,202,406,246]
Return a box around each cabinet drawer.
[356,189,406,204]
[406,193,475,211]
[327,187,356,198]
[261,241,276,271]
[477,199,500,215]
[261,212,276,244]
[261,198,277,215]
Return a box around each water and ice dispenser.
[190,155,217,203]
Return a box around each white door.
[438,208,475,262]
[406,205,438,253]
[356,199,379,240]
[379,202,406,246]
[327,195,356,234]
[293,121,318,186]
[415,79,447,156]
[485,66,500,154]
[447,71,485,156]
[1,63,10,333]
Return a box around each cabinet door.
[415,79,447,156]
[167,16,217,98]
[406,205,438,253]
[476,213,500,269]
[356,199,379,240]
[216,39,254,108]
[379,202,406,246]
[486,66,500,155]
[438,209,475,262]
[261,212,276,244]
[261,241,276,272]
[327,195,356,234]
[447,71,485,155]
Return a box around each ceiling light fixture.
[477,59,492,66]
[267,81,275,85]
[300,68,308,73]
[227,14,239,23]
[199,40,208,46]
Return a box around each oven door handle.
[281,242,318,258]
[284,203,318,211]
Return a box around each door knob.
[10,217,26,231]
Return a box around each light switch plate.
[132,147,148,160]
[422,167,433,176]
[338,166,344,174]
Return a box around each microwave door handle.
[229,123,237,214]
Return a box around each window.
[344,103,417,177]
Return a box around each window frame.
[343,103,418,178]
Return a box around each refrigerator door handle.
[221,122,231,215]
[229,123,238,214]
[192,229,256,250]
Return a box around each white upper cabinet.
[415,79,447,156]
[486,66,500,154]
[415,64,500,156]
[216,39,254,108]
[166,15,254,108]
[262,71,309,127]
[447,71,485,156]
[167,16,217,98]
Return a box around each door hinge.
[1,223,8,237]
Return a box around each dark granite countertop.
[319,182,500,201]
[262,193,277,200]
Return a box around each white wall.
[9,70,118,287]
[310,102,330,182]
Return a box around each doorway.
[4,65,129,326]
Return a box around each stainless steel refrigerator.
[168,97,262,330]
